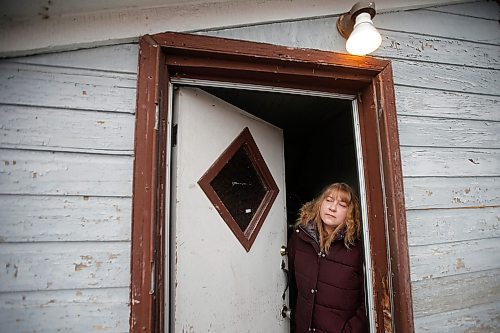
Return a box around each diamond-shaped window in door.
[198,127,279,252]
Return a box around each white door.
[170,87,289,332]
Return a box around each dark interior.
[201,86,359,229]
[210,144,267,233]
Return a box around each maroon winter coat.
[288,222,368,333]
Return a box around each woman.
[288,183,368,333]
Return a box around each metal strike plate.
[280,245,288,256]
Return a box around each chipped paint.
[93,324,110,331]
[456,258,466,270]
[40,299,56,307]
[74,263,89,271]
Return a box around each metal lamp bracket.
[337,1,377,39]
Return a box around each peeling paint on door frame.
[130,32,414,333]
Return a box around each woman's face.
[319,192,349,233]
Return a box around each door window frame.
[130,32,414,333]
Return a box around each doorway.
[201,85,364,333]
[168,82,363,332]
[130,32,413,333]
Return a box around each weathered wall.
[203,1,500,332]
[0,0,498,332]
[0,0,467,57]
[0,44,138,332]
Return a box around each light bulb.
[346,12,382,56]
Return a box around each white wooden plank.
[0,104,135,154]
[0,287,129,333]
[395,86,500,121]
[406,207,500,246]
[414,300,500,333]
[212,0,499,57]
[375,30,500,69]
[398,116,500,149]
[392,60,500,95]
[0,195,131,242]
[0,149,133,197]
[401,147,500,177]
[377,6,500,45]
[0,0,468,57]
[1,0,465,20]
[0,242,130,292]
[412,268,500,318]
[0,62,136,113]
[409,237,500,281]
[427,1,500,20]
[1,0,195,18]
[404,177,500,209]
[203,16,347,54]
[10,43,139,74]
[205,10,500,69]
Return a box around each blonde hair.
[297,183,361,252]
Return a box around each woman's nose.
[329,202,337,211]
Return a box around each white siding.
[0,0,468,58]
[203,1,500,332]
[379,4,500,331]
[1,1,498,332]
[0,44,138,332]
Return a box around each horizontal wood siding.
[394,87,500,121]
[0,195,131,242]
[380,2,500,331]
[0,62,136,113]
[0,0,472,57]
[0,288,129,332]
[406,207,500,246]
[204,1,500,332]
[0,44,138,332]
[0,104,134,154]
[0,1,498,332]
[0,149,133,196]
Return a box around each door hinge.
[171,124,178,147]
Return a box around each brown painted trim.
[151,32,389,94]
[376,63,415,333]
[130,35,163,333]
[132,32,415,333]
[358,83,393,333]
[151,32,387,73]
[154,43,170,333]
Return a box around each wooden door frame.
[130,32,414,333]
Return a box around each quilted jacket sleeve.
[341,264,369,333]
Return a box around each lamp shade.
[346,12,382,55]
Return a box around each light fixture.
[337,1,382,56]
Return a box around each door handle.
[280,244,289,299]
[280,245,289,300]
[280,245,292,321]
[281,259,289,300]
[280,245,288,256]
